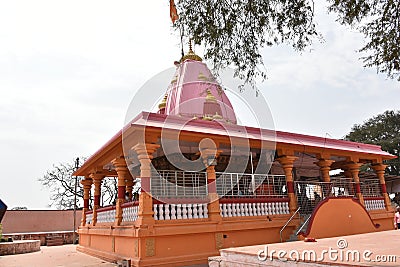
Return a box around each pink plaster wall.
[1,210,82,234]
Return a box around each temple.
[74,47,397,266]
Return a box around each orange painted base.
[78,215,298,266]
[299,197,395,240]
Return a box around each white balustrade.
[365,199,385,211]
[122,205,139,222]
[96,209,116,223]
[85,213,93,225]
[154,203,209,220]
[220,201,290,217]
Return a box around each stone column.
[91,174,104,226]
[277,156,298,213]
[132,143,160,226]
[200,148,222,221]
[80,178,93,226]
[371,163,391,210]
[346,162,364,206]
[112,157,129,226]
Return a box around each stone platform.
[209,230,400,266]
[0,240,40,255]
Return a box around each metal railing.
[360,179,382,198]
[280,207,301,242]
[151,170,208,198]
[216,173,287,198]
[295,179,357,215]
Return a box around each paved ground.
[217,230,400,266]
[2,231,400,266]
[0,244,117,267]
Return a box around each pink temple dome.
[158,51,237,124]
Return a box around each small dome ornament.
[180,41,202,62]
[205,89,217,102]
[158,94,168,109]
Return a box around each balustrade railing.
[85,211,93,225]
[122,201,139,222]
[364,197,385,210]
[154,202,208,220]
[96,206,116,223]
[219,198,290,217]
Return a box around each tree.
[174,0,400,86]
[328,0,400,81]
[175,0,318,88]
[345,110,400,175]
[39,159,118,210]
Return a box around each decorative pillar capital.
[132,143,160,160]
[315,159,335,182]
[314,159,335,168]
[112,157,129,173]
[276,156,298,167]
[80,178,93,189]
[344,162,363,172]
[371,163,388,173]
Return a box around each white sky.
[0,1,399,210]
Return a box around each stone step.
[46,236,64,246]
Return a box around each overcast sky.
[1,1,399,209]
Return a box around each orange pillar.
[80,178,93,226]
[91,174,104,226]
[200,148,222,222]
[315,159,334,182]
[112,157,129,226]
[133,143,160,226]
[346,162,364,206]
[277,156,298,213]
[371,163,391,211]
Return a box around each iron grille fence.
[215,173,287,198]
[150,170,208,198]
[295,178,357,215]
[360,179,382,197]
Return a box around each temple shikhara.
[74,47,397,266]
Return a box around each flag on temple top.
[170,0,179,24]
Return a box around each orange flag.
[170,0,179,24]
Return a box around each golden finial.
[205,89,217,102]
[180,39,202,62]
[158,94,168,109]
